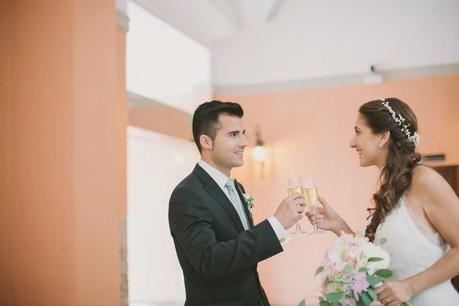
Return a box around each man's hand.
[274,193,305,229]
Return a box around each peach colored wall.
[218,74,459,305]
[0,1,126,305]
[129,104,193,140]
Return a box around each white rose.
[358,242,390,274]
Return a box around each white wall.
[211,0,459,86]
[127,126,199,306]
[126,1,212,114]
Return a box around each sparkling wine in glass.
[287,176,307,234]
[302,176,323,234]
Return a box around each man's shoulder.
[172,171,202,195]
[169,170,210,214]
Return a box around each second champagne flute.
[302,176,323,234]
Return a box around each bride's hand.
[305,196,344,234]
[375,280,413,306]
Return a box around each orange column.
[116,24,129,306]
[72,0,125,305]
[0,0,12,302]
[0,1,76,305]
[0,0,127,305]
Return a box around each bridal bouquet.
[303,232,411,306]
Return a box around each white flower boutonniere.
[243,193,254,210]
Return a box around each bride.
[308,98,459,306]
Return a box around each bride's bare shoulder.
[411,165,456,202]
[412,165,444,185]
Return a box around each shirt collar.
[198,160,232,190]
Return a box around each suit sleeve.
[169,185,283,281]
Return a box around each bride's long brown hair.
[361,98,421,242]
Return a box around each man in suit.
[169,100,305,306]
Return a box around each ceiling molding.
[213,62,459,95]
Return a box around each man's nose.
[240,134,249,147]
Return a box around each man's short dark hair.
[192,100,244,152]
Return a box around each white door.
[127,126,199,306]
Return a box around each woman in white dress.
[308,98,459,306]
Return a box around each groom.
[169,100,305,306]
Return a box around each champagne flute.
[302,176,323,234]
[287,176,307,234]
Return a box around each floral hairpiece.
[379,98,420,146]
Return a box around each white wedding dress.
[375,194,458,306]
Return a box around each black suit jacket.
[169,164,283,306]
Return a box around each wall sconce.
[252,127,267,178]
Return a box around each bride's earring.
[378,142,384,148]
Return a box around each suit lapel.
[193,165,245,232]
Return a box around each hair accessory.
[379,98,420,145]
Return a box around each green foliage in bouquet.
[298,234,412,306]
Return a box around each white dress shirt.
[198,160,290,245]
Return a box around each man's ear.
[199,135,213,151]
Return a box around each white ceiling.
[131,0,459,87]
[132,0,285,46]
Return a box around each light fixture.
[252,126,267,178]
[363,65,383,85]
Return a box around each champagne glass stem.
[309,211,323,235]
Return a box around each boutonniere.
[243,193,254,210]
